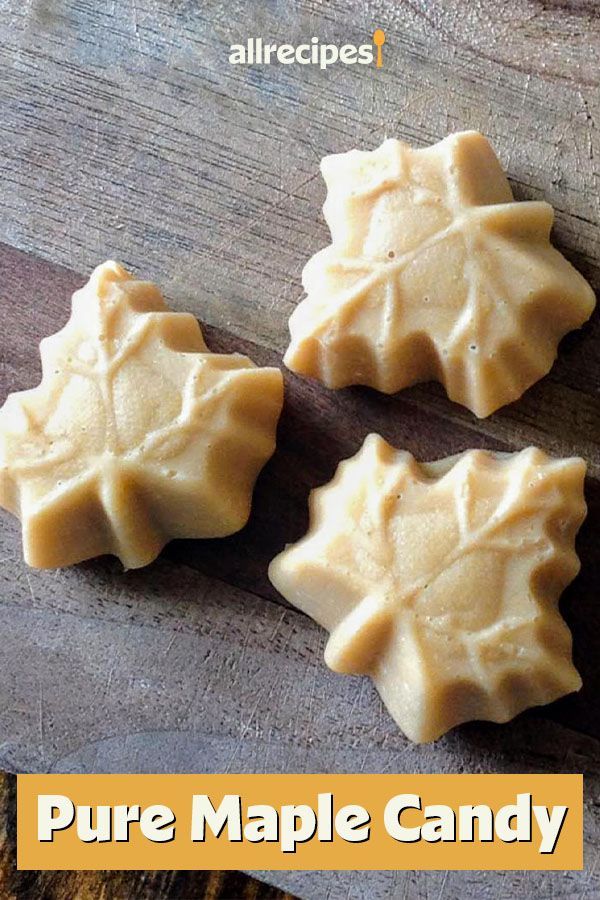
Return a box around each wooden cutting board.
[1,1,599,897]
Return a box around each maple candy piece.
[284,131,595,417]
[0,261,284,569]
[269,434,586,743]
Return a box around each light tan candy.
[284,131,595,417]
[269,434,586,742]
[0,262,283,569]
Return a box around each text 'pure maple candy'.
[284,131,595,417]
[269,435,587,743]
[0,262,283,569]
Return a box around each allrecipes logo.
[229,30,386,70]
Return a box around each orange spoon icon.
[373,29,385,68]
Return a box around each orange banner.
[17,773,582,871]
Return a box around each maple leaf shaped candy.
[284,131,596,417]
[269,435,586,743]
[0,262,284,569]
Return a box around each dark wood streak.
[0,773,295,900]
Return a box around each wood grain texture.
[0,1,599,897]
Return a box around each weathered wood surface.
[0,1,599,898]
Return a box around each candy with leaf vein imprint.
[283,131,596,417]
[268,435,587,743]
[0,262,284,569]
